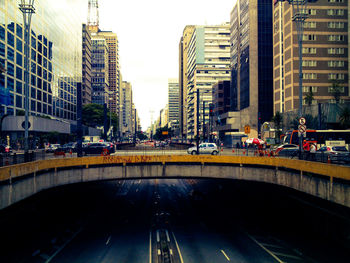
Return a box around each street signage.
[299,117,306,125]
[298,124,306,137]
[21,121,31,129]
[244,125,250,134]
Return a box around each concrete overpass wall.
[1,155,349,210]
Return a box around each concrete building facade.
[97,31,120,116]
[82,24,92,105]
[91,34,109,105]
[179,25,195,140]
[184,24,231,139]
[120,81,133,139]
[273,0,349,114]
[230,0,273,138]
[168,78,179,123]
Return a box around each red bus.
[283,129,350,146]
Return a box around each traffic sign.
[298,124,306,137]
[244,125,250,134]
[299,117,306,125]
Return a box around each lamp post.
[277,0,317,159]
[19,0,35,159]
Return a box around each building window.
[303,34,316,41]
[328,35,344,41]
[328,0,344,3]
[328,86,345,93]
[328,22,345,29]
[327,9,345,16]
[328,61,345,67]
[327,48,344,54]
[302,47,317,54]
[303,86,318,93]
[303,22,316,28]
[302,60,317,67]
[328,73,345,80]
[303,73,317,79]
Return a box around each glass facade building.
[0,0,84,121]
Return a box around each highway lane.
[1,178,350,262]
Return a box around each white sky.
[98,0,237,130]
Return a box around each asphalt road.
[1,178,350,263]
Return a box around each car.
[83,142,113,155]
[317,146,350,163]
[187,143,219,155]
[46,144,61,153]
[274,144,299,157]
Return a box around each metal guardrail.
[1,155,350,183]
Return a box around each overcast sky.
[97,0,236,130]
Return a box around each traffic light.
[209,103,214,117]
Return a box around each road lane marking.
[45,227,83,263]
[149,231,152,263]
[136,188,139,192]
[156,230,160,242]
[165,230,170,242]
[221,250,230,261]
[246,233,284,263]
[158,249,161,255]
[105,235,111,245]
[171,231,184,263]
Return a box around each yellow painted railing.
[0,155,349,182]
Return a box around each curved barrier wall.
[1,155,350,209]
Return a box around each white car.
[187,143,219,155]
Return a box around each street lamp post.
[277,0,317,159]
[19,0,35,159]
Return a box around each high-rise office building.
[91,34,109,105]
[184,24,231,139]
[97,31,120,115]
[82,24,92,105]
[120,81,133,139]
[273,0,349,114]
[230,0,273,137]
[168,78,179,122]
[179,25,195,140]
[0,0,84,120]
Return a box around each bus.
[283,129,350,147]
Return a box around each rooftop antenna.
[88,0,99,33]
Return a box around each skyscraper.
[230,0,273,137]
[179,25,195,140]
[82,24,92,105]
[183,24,231,139]
[168,78,179,123]
[0,0,84,120]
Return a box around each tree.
[272,111,283,143]
[82,103,105,127]
[339,107,350,129]
[304,87,314,106]
[330,80,343,104]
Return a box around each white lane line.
[156,230,160,243]
[136,188,139,192]
[171,231,184,263]
[273,252,302,260]
[105,235,111,245]
[165,230,170,242]
[149,231,152,263]
[221,250,231,261]
[170,249,173,255]
[246,233,284,263]
[45,227,83,263]
[158,249,161,255]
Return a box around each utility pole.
[19,0,35,160]
[277,0,317,159]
